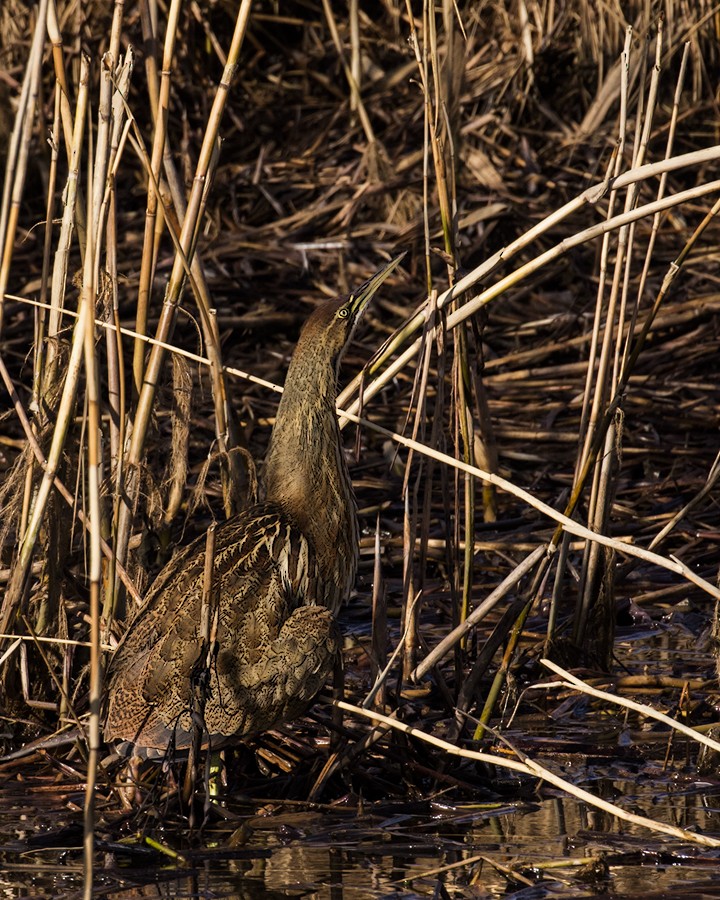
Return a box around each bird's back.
[104,502,340,754]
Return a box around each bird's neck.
[264,351,358,612]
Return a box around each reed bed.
[1,0,720,889]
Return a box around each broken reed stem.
[46,0,79,166]
[91,0,125,236]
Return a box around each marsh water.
[2,769,720,897]
[2,618,720,899]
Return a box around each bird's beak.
[347,252,407,318]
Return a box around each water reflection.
[2,767,720,897]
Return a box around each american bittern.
[104,254,404,754]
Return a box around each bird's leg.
[116,754,144,810]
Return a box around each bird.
[104,254,405,756]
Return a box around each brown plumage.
[104,255,404,754]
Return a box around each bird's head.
[298,252,406,368]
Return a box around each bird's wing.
[104,503,318,747]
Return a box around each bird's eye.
[337,306,350,319]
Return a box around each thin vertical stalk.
[0,0,49,335]
[621,38,688,373]
[91,0,125,234]
[46,0,88,255]
[370,513,387,709]
[0,57,90,635]
[401,490,416,679]
[48,46,89,344]
[132,0,182,398]
[33,84,61,405]
[349,0,360,115]
[101,61,135,470]
[184,524,217,812]
[398,291,436,679]
[81,112,101,900]
[111,0,255,619]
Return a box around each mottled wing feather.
[104,502,336,752]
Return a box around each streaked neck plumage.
[264,312,359,613]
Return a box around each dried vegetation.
[1,0,720,885]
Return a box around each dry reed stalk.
[32,85,61,406]
[79,58,101,895]
[46,0,88,253]
[369,513,388,709]
[110,0,254,620]
[321,0,375,147]
[0,351,141,605]
[0,56,90,635]
[0,0,49,335]
[338,145,720,421]
[183,523,217,813]
[349,0,360,115]
[131,0,182,399]
[81,6,132,883]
